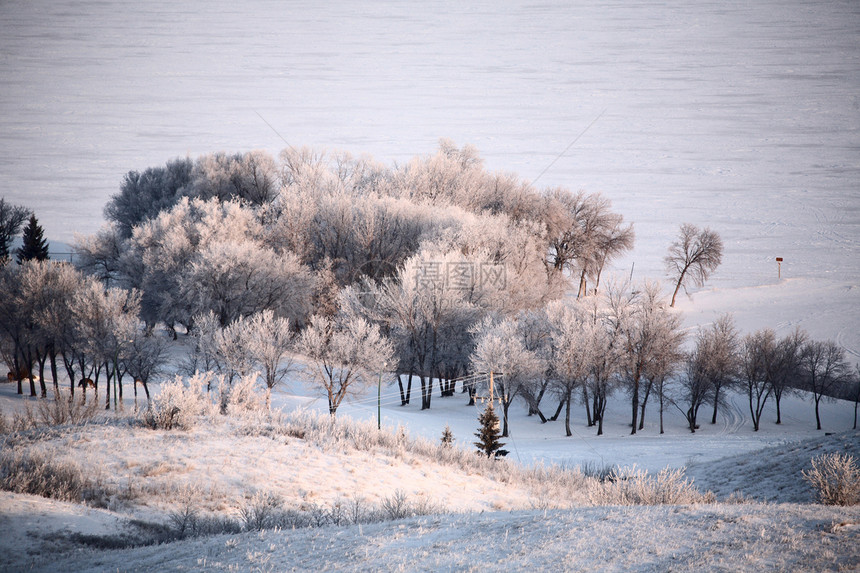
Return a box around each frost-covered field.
[1,378,858,571]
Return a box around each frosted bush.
[37,390,100,426]
[802,453,860,506]
[142,373,215,430]
[222,373,266,417]
[0,448,113,503]
[239,491,285,531]
[587,466,714,506]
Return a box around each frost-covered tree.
[771,328,806,424]
[122,197,308,333]
[189,151,280,206]
[539,189,633,298]
[741,329,779,432]
[680,338,712,433]
[0,198,30,263]
[344,247,502,411]
[800,340,850,430]
[73,280,141,409]
[511,307,553,420]
[585,297,621,436]
[16,214,49,265]
[471,315,543,437]
[105,157,194,238]
[15,260,85,396]
[546,300,596,437]
[123,329,168,402]
[0,263,36,395]
[182,240,314,327]
[609,281,684,435]
[73,226,126,288]
[297,314,393,415]
[665,223,723,307]
[244,310,294,408]
[704,314,740,424]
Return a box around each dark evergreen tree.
[16,214,49,265]
[474,403,505,458]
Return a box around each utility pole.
[489,371,494,404]
[377,371,382,430]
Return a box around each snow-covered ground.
[1,375,858,571]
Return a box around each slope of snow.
[8,502,859,572]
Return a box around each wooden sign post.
[776,257,783,279]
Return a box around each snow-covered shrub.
[36,391,100,426]
[587,466,714,505]
[221,373,266,417]
[0,448,109,502]
[802,453,860,506]
[239,491,285,531]
[380,489,442,520]
[142,373,215,430]
[580,460,618,483]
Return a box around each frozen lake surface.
[1,0,858,346]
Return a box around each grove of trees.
[1,141,856,435]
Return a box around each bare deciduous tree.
[609,281,684,435]
[665,223,723,307]
[546,300,595,437]
[771,328,806,424]
[298,314,393,416]
[800,340,850,430]
[741,329,779,431]
[0,198,31,263]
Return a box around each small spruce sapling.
[474,403,505,458]
[440,424,454,448]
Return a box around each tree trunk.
[630,376,639,435]
[711,385,721,424]
[659,384,665,435]
[36,351,47,397]
[814,395,822,430]
[670,269,687,308]
[564,390,573,437]
[583,385,593,427]
[397,374,406,406]
[638,379,653,431]
[14,355,23,395]
[406,372,412,405]
[594,389,606,436]
[502,398,510,438]
[105,365,111,410]
[420,375,432,410]
[28,373,37,398]
[49,350,59,394]
[550,398,564,422]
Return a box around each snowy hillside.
[1,378,858,571]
